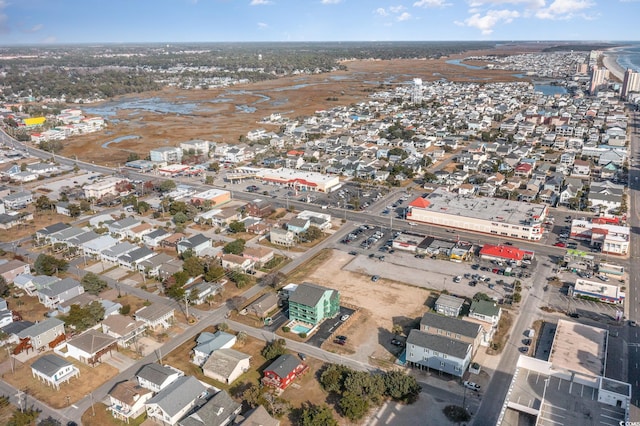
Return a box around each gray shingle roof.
[178,390,240,426]
[289,282,332,307]
[31,354,72,376]
[146,375,206,418]
[67,329,117,354]
[264,354,301,379]
[136,363,178,386]
[202,348,251,379]
[420,312,481,339]
[37,278,81,297]
[17,317,64,339]
[407,329,471,359]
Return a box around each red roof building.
[479,244,528,263]
[261,354,308,390]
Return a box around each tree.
[127,152,140,162]
[183,257,204,277]
[63,301,105,331]
[35,195,54,212]
[204,263,225,282]
[81,272,108,295]
[34,254,68,276]
[339,392,369,421]
[67,203,81,217]
[259,271,285,288]
[229,295,247,312]
[228,221,246,233]
[242,382,264,408]
[300,226,322,242]
[157,180,177,193]
[8,407,40,426]
[443,405,471,423]
[173,211,188,225]
[229,270,250,288]
[383,370,421,403]
[165,283,186,300]
[38,416,61,426]
[172,270,189,287]
[299,403,338,426]
[223,239,246,255]
[0,276,9,297]
[320,364,348,393]
[136,201,150,214]
[205,175,214,185]
[261,338,287,360]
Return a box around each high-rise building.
[411,78,423,105]
[589,66,609,94]
[621,68,640,99]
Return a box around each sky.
[0,0,638,45]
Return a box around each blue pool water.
[292,324,311,334]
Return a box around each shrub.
[299,332,307,338]
[282,326,290,332]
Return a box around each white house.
[62,329,118,366]
[202,348,251,385]
[135,304,175,330]
[30,354,80,390]
[192,331,236,367]
[405,329,473,377]
[136,363,184,393]
[145,376,207,426]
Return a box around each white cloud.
[535,0,595,19]
[26,24,43,33]
[413,0,451,7]
[257,22,268,29]
[321,0,342,4]
[397,12,412,21]
[374,8,389,16]
[464,9,520,34]
[250,0,272,5]
[390,5,406,13]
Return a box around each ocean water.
[616,44,640,73]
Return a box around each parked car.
[341,314,350,321]
[371,275,380,282]
[519,347,528,353]
[336,335,348,341]
[553,242,566,247]
[391,338,404,347]
[463,381,481,391]
[453,276,462,283]
[298,353,307,361]
[568,312,580,318]
[597,275,609,282]
[334,339,346,345]
[348,251,357,255]
[630,320,637,327]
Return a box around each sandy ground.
[304,249,431,363]
[59,46,542,166]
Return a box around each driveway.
[306,306,355,347]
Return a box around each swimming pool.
[292,324,312,334]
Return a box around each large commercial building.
[407,188,548,241]
[569,219,629,255]
[498,320,630,425]
[228,167,341,193]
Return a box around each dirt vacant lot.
[303,249,431,363]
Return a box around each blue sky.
[0,0,638,45]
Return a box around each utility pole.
[184,294,190,321]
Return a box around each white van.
[525,329,535,338]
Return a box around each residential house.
[108,380,153,423]
[136,363,183,393]
[0,259,30,284]
[244,199,274,218]
[63,329,118,366]
[118,246,156,270]
[178,390,241,426]
[2,190,33,209]
[0,298,12,328]
[247,293,279,319]
[261,354,308,390]
[572,159,592,176]
[126,223,153,241]
[107,217,142,239]
[83,177,125,199]
[286,218,310,234]
[37,278,84,309]
[434,295,465,317]
[138,253,182,278]
[17,318,66,351]
[143,228,170,248]
[468,299,502,347]
[13,274,59,297]
[269,227,295,247]
[30,354,80,390]
[221,253,254,273]
[242,246,274,267]
[150,146,183,163]
[236,405,280,426]
[81,235,119,258]
[102,314,147,348]
[192,331,237,367]
[101,242,138,264]
[177,234,212,257]
[202,349,251,385]
[145,376,208,426]
[406,329,473,377]
[288,282,340,326]
[420,312,483,353]
[135,304,175,330]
